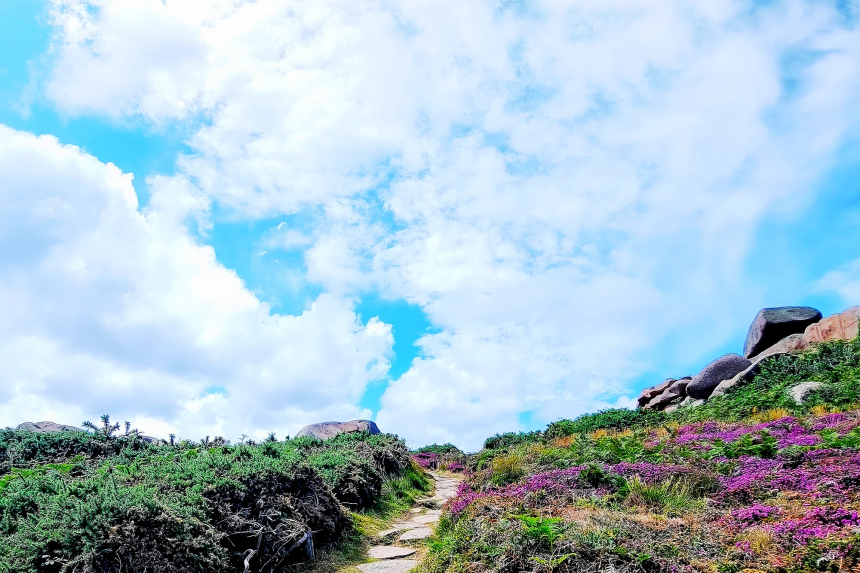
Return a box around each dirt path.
[356,473,462,573]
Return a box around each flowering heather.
[717,449,860,502]
[767,507,860,546]
[413,452,440,468]
[424,340,860,573]
[672,417,824,449]
[448,466,590,514]
[609,462,700,483]
[446,461,466,473]
[725,504,781,525]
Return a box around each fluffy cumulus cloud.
[0,126,392,441]
[17,0,860,448]
[818,258,860,304]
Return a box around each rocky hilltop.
[638,305,860,412]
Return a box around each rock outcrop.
[296,420,381,440]
[636,304,858,411]
[16,421,84,433]
[637,378,676,408]
[686,354,752,400]
[803,306,860,345]
[644,378,690,409]
[743,306,822,359]
[16,421,164,444]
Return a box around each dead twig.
[242,549,256,573]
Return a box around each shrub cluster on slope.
[0,428,427,573]
[425,337,860,573]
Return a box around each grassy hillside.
[424,337,860,573]
[0,426,430,573]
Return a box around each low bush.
[675,338,860,424]
[429,337,860,573]
[489,453,527,486]
[546,408,666,439]
[483,430,543,450]
[0,428,419,573]
[414,443,463,456]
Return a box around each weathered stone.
[637,378,675,407]
[412,513,440,524]
[645,378,690,410]
[803,306,860,345]
[295,420,381,440]
[710,337,812,400]
[399,528,433,541]
[679,396,705,408]
[789,382,824,404]
[378,527,410,538]
[743,306,822,359]
[392,521,425,530]
[757,333,809,359]
[16,421,84,433]
[357,559,417,573]
[687,354,752,400]
[368,547,417,559]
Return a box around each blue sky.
[1,0,859,449]
[0,0,435,412]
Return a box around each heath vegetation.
[421,337,860,573]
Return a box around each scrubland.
[420,338,860,573]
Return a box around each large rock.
[645,378,690,410]
[16,421,163,444]
[637,378,675,408]
[16,421,84,433]
[743,306,822,359]
[757,333,809,358]
[788,382,824,404]
[367,547,416,559]
[295,420,381,440]
[803,306,860,345]
[687,354,752,400]
[710,334,810,399]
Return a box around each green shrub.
[414,443,464,456]
[546,409,666,439]
[625,477,706,514]
[0,429,415,573]
[489,453,527,486]
[705,431,778,459]
[674,338,860,424]
[483,431,543,450]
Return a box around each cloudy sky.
[1,0,859,450]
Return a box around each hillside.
[1,305,859,573]
[419,311,860,573]
[0,424,430,573]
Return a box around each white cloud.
[0,125,392,440]
[33,0,860,448]
[817,258,860,304]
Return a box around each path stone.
[368,547,417,559]
[377,527,410,538]
[357,560,417,573]
[391,521,424,529]
[412,513,439,524]
[399,528,434,541]
[368,473,462,565]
